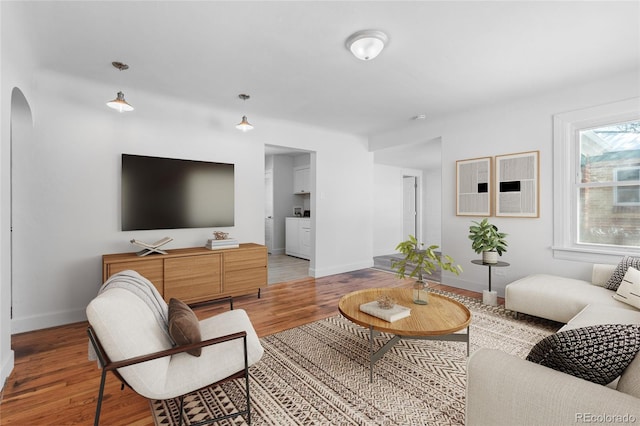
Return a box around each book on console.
[205,243,239,250]
[207,238,238,245]
[359,301,411,322]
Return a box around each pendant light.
[106,62,134,112]
[345,30,388,61]
[236,94,254,132]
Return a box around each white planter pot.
[482,250,498,264]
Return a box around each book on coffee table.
[359,301,411,322]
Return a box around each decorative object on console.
[614,266,640,309]
[605,256,640,291]
[468,218,508,264]
[106,61,134,112]
[130,237,173,256]
[213,231,229,240]
[392,234,462,305]
[526,324,640,385]
[456,156,492,216]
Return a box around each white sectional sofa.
[505,264,636,323]
[466,263,640,426]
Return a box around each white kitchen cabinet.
[293,166,310,194]
[286,217,311,260]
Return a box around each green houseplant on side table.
[392,235,462,305]
[468,218,508,264]
[468,218,508,306]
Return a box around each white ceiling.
[6,1,640,140]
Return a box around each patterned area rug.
[150,290,560,425]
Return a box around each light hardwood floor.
[1,269,492,425]
[267,254,310,284]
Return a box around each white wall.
[7,69,372,334]
[371,70,640,295]
[0,3,39,387]
[423,165,442,247]
[373,164,423,256]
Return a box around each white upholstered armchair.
[86,270,264,425]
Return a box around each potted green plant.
[392,235,462,305]
[468,218,508,264]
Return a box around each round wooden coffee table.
[338,287,471,382]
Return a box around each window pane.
[579,121,640,184]
[578,121,640,247]
[615,185,640,204]
[578,186,640,246]
[617,168,640,182]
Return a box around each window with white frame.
[553,99,640,262]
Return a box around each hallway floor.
[268,254,310,284]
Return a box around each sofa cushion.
[617,351,640,398]
[526,324,640,385]
[605,256,640,291]
[613,266,640,310]
[168,298,202,357]
[560,304,640,332]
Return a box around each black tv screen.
[121,154,234,231]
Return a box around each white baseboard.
[443,275,505,297]
[11,308,87,334]
[310,260,374,278]
[0,349,14,391]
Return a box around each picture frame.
[495,150,540,217]
[456,156,492,216]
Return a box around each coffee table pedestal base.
[368,326,470,383]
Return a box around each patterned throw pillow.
[614,266,640,309]
[526,324,640,385]
[605,256,640,291]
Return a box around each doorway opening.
[265,145,316,284]
[403,175,418,240]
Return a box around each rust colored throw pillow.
[168,298,202,357]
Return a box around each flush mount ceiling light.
[106,61,134,112]
[345,29,388,61]
[236,94,254,132]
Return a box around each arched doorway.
[9,88,34,327]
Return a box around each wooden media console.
[102,243,267,304]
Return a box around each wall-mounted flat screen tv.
[121,154,234,231]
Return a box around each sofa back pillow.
[591,263,617,287]
[613,266,640,310]
[605,256,640,291]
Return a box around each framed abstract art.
[495,151,540,217]
[456,156,492,216]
